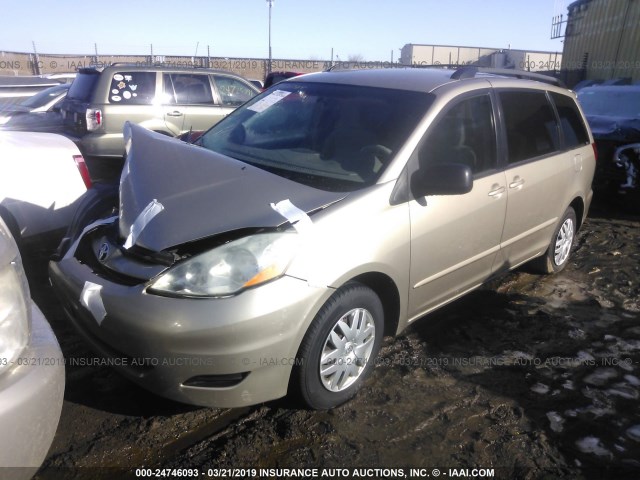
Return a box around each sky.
[1,0,570,60]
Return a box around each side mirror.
[411,162,473,197]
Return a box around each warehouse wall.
[562,0,640,83]
[0,51,331,81]
[399,44,562,72]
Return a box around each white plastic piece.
[80,281,106,324]
[270,199,326,288]
[270,199,313,234]
[124,199,164,249]
[247,90,291,113]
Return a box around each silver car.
[0,217,64,479]
[50,67,595,409]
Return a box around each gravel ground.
[26,205,640,480]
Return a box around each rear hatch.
[61,69,101,136]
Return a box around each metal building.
[400,44,562,73]
[559,0,640,85]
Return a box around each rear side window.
[163,73,213,105]
[67,72,99,101]
[499,91,560,164]
[109,72,155,104]
[550,92,590,149]
[212,76,256,106]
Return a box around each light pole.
[267,0,274,74]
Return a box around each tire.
[292,282,384,409]
[531,207,577,274]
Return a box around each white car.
[0,217,64,479]
[0,131,91,252]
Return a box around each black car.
[578,85,640,210]
[0,83,69,132]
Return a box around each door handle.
[488,185,506,197]
[166,111,184,117]
[509,176,525,189]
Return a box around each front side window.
[499,91,560,164]
[108,72,155,104]
[163,74,214,105]
[199,82,432,191]
[212,76,257,106]
[419,94,497,175]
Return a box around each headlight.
[148,232,298,297]
[0,115,10,126]
[0,224,30,375]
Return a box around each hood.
[587,115,640,142]
[119,123,346,252]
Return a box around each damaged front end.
[578,86,640,211]
[56,122,346,294]
[613,143,640,190]
[586,118,640,212]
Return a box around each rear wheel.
[293,282,383,409]
[531,207,577,274]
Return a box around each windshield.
[19,84,68,108]
[578,89,640,117]
[199,81,431,191]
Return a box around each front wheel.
[292,283,384,409]
[531,206,577,274]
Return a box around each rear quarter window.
[550,92,590,149]
[499,90,560,164]
[108,72,156,104]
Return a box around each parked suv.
[60,65,259,162]
[263,71,303,90]
[50,67,595,410]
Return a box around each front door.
[408,92,507,320]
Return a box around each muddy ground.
[26,204,640,480]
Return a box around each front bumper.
[49,256,331,408]
[0,302,64,479]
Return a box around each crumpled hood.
[587,115,640,142]
[119,123,346,252]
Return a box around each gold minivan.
[51,67,596,409]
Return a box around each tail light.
[86,108,102,131]
[592,142,598,162]
[73,155,93,189]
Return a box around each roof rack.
[107,62,212,69]
[410,63,464,70]
[451,66,565,88]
